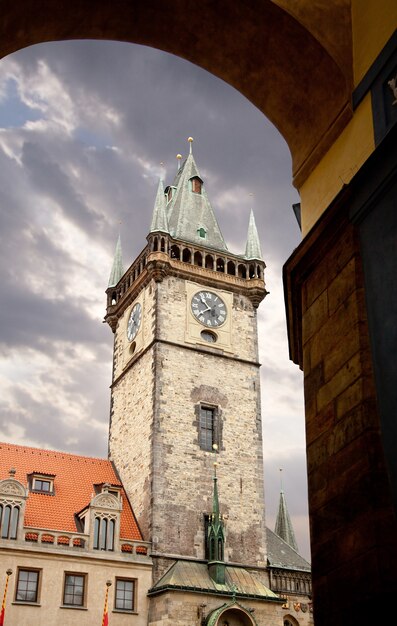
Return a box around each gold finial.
[176,153,182,171]
[188,136,194,154]
[212,443,218,452]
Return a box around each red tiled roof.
[0,442,142,541]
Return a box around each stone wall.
[298,218,397,623]
[109,273,267,576]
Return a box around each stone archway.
[0,0,352,187]
[206,602,258,626]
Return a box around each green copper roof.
[274,490,299,552]
[245,209,263,260]
[108,234,124,287]
[150,178,169,234]
[149,560,279,600]
[166,151,228,252]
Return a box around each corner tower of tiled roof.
[166,139,228,252]
[245,209,263,260]
[150,178,169,234]
[108,234,124,288]
[274,489,299,553]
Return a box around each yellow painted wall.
[300,95,374,235]
[352,0,397,85]
[299,0,396,234]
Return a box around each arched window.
[170,245,180,260]
[182,248,192,263]
[218,537,224,561]
[205,255,214,270]
[238,264,247,279]
[0,504,19,539]
[160,237,165,252]
[153,237,158,252]
[216,258,225,272]
[227,260,235,276]
[93,516,115,551]
[256,264,261,278]
[111,291,117,305]
[194,251,203,266]
[249,264,255,278]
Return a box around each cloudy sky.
[0,40,310,558]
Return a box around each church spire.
[108,234,124,288]
[245,209,263,260]
[207,460,226,584]
[150,178,169,234]
[274,487,299,553]
[166,138,227,251]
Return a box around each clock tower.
[105,140,268,582]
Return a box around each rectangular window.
[33,479,51,492]
[199,406,215,451]
[15,569,40,603]
[63,573,86,607]
[115,578,135,612]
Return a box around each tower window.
[199,406,215,451]
[198,227,206,238]
[191,177,202,193]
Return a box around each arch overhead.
[0,0,352,187]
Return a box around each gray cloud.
[0,40,308,555]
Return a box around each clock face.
[191,291,227,328]
[127,302,142,342]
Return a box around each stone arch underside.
[0,0,352,188]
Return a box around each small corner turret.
[207,460,226,585]
[108,234,124,288]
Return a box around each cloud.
[0,39,309,556]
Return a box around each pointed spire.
[166,140,227,251]
[274,488,299,553]
[207,461,226,584]
[108,234,124,288]
[212,462,220,521]
[245,209,263,260]
[150,178,169,234]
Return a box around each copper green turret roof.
[245,209,263,260]
[166,148,228,252]
[108,234,124,288]
[150,178,169,234]
[274,490,299,552]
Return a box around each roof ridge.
[0,441,110,464]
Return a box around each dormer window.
[30,474,55,495]
[191,177,202,194]
[165,186,176,203]
[197,227,207,239]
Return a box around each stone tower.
[105,140,268,581]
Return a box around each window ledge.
[60,605,88,610]
[12,601,41,607]
[112,609,138,615]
